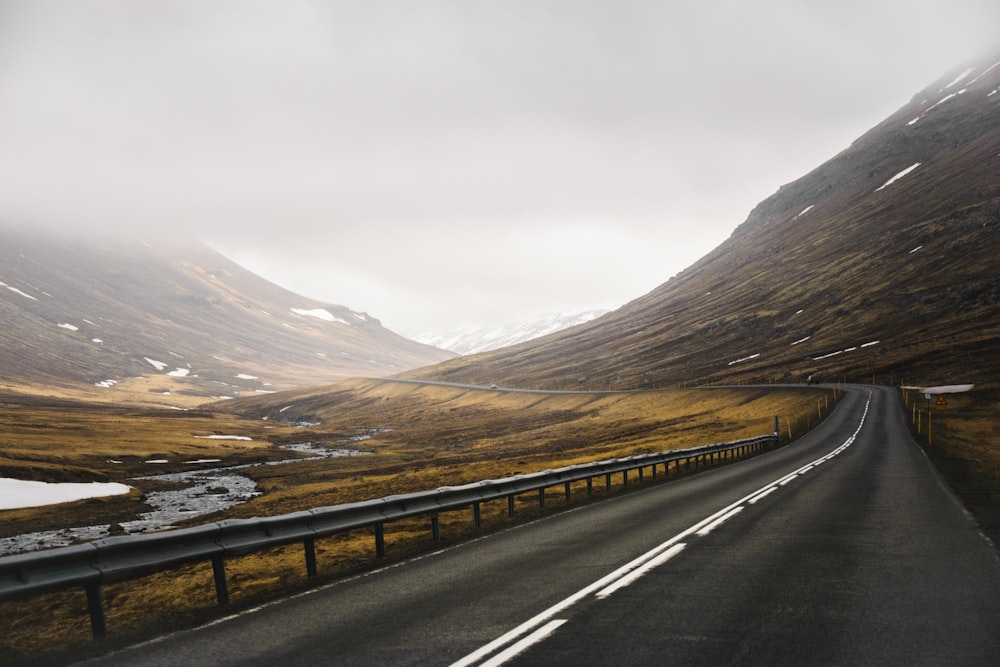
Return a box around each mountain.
[405,54,1000,390]
[414,309,609,355]
[0,229,454,401]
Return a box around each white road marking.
[451,392,873,666]
[749,487,778,504]
[696,507,744,536]
[478,620,568,667]
[595,543,687,599]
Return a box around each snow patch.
[790,336,811,346]
[909,245,923,254]
[0,478,132,510]
[876,163,921,191]
[291,308,351,325]
[95,379,117,388]
[908,90,966,125]
[235,373,258,380]
[167,368,190,377]
[0,282,37,300]
[728,353,760,366]
[945,68,975,89]
[58,322,79,331]
[194,434,252,441]
[145,357,168,371]
[812,341,879,360]
[796,205,814,217]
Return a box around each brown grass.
[0,381,838,664]
[900,386,1000,546]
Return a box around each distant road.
[82,385,1000,666]
[382,377,622,394]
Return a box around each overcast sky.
[1,1,997,339]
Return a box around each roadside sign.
[935,395,948,410]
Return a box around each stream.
[0,441,369,557]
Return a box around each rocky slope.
[0,230,454,401]
[405,54,1000,390]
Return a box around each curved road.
[82,385,1000,665]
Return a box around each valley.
[0,50,997,665]
[0,379,840,661]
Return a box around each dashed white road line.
[478,620,568,667]
[451,391,872,667]
[696,506,745,537]
[595,543,687,599]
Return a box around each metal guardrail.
[0,433,778,637]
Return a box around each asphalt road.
[82,385,1000,666]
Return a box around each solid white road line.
[450,391,873,666]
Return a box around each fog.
[1,0,997,338]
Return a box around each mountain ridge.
[414,309,610,355]
[404,53,1000,390]
[0,229,454,402]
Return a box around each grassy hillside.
[1,381,832,663]
[0,229,454,402]
[404,54,1000,391]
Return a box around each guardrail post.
[507,495,515,517]
[211,556,229,606]
[586,478,593,496]
[430,513,440,543]
[84,582,107,638]
[638,467,644,483]
[651,463,657,479]
[375,522,386,558]
[622,471,628,488]
[304,538,317,577]
[605,473,612,492]
[564,481,571,502]
[473,502,481,528]
[538,488,546,509]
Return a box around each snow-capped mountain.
[415,310,610,355]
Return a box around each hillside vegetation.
[0,230,454,402]
[1,54,999,665]
[406,54,1000,391]
[1,380,833,663]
